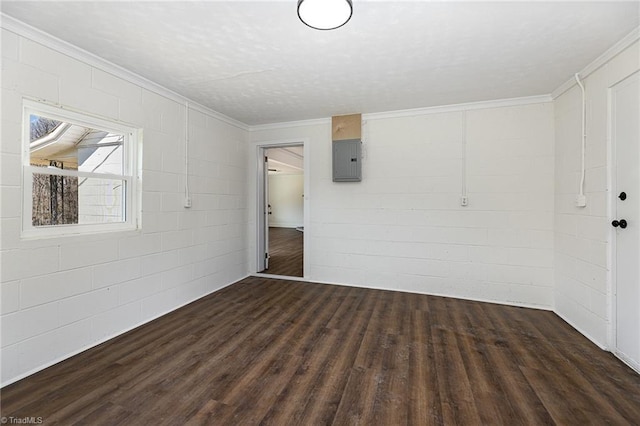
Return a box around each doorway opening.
[257,143,305,278]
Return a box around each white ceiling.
[2,1,639,126]
[267,146,304,175]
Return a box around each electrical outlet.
[184,197,192,208]
[575,195,586,207]
[460,196,469,206]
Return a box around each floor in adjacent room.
[263,227,303,277]
[2,277,639,425]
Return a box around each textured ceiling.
[2,1,639,125]
[268,146,304,174]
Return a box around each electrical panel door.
[333,139,361,182]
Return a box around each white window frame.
[22,100,141,238]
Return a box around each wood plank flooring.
[263,227,303,277]
[2,277,640,425]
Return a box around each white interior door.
[256,148,269,272]
[264,152,270,270]
[612,71,640,371]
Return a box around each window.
[22,100,140,237]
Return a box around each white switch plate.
[184,197,192,208]
[460,196,469,206]
[575,195,586,207]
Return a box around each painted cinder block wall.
[0,28,250,385]
[249,101,555,307]
[553,40,640,347]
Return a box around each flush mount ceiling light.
[297,0,353,30]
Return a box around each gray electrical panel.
[333,139,362,182]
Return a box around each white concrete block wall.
[554,40,640,347]
[249,102,554,307]
[0,28,249,385]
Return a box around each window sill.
[19,225,141,246]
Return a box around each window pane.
[78,177,125,224]
[29,114,124,175]
[30,115,61,141]
[32,173,125,226]
[32,173,78,226]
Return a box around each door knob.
[619,192,627,201]
[612,219,628,228]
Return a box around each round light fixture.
[297,0,353,30]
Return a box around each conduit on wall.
[461,111,468,207]
[184,101,191,208]
[574,73,587,207]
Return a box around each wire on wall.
[574,73,587,207]
[460,111,468,207]
[184,101,191,208]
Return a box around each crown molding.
[249,95,552,132]
[0,13,249,131]
[362,95,552,121]
[551,26,640,99]
[249,117,331,132]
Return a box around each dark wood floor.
[263,227,303,277]
[2,277,640,425]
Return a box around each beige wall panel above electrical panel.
[332,114,361,141]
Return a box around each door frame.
[255,138,309,277]
[607,70,639,371]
